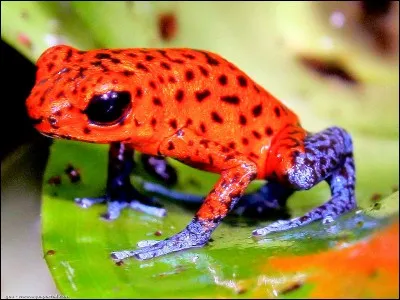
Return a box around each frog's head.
[26,45,159,144]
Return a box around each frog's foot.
[252,194,357,236]
[100,201,128,221]
[75,191,166,221]
[111,221,210,261]
[141,154,178,186]
[74,142,168,220]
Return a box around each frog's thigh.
[254,126,356,236]
[161,128,260,220]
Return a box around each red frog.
[26,45,356,261]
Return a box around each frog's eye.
[84,91,131,126]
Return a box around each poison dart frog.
[26,45,356,261]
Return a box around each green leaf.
[1,1,98,61]
[41,138,398,298]
[2,1,398,298]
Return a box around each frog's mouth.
[29,116,44,126]
[41,132,73,140]
[28,114,75,140]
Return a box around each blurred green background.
[1,1,398,298]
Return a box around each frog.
[26,45,356,261]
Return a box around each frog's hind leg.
[75,142,166,220]
[233,181,294,219]
[253,126,356,236]
[142,178,293,219]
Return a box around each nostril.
[47,116,59,129]
[48,116,57,125]
[298,56,358,86]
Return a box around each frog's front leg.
[140,154,178,186]
[253,126,356,236]
[75,142,166,220]
[111,129,257,261]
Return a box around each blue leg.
[234,182,293,219]
[75,142,166,220]
[111,220,213,261]
[253,127,356,236]
[140,154,178,186]
[143,180,293,219]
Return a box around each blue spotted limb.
[253,127,356,236]
[111,126,356,261]
[75,142,171,220]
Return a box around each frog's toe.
[110,242,168,261]
[136,240,159,248]
[100,198,166,220]
[111,246,163,261]
[100,201,128,221]
[252,219,301,237]
[74,192,167,219]
[111,228,209,261]
[110,250,132,262]
[252,227,270,237]
[75,197,105,208]
[74,197,128,221]
[129,200,167,217]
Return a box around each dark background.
[1,40,49,160]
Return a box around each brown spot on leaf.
[158,13,177,41]
[298,56,358,85]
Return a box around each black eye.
[84,91,131,125]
